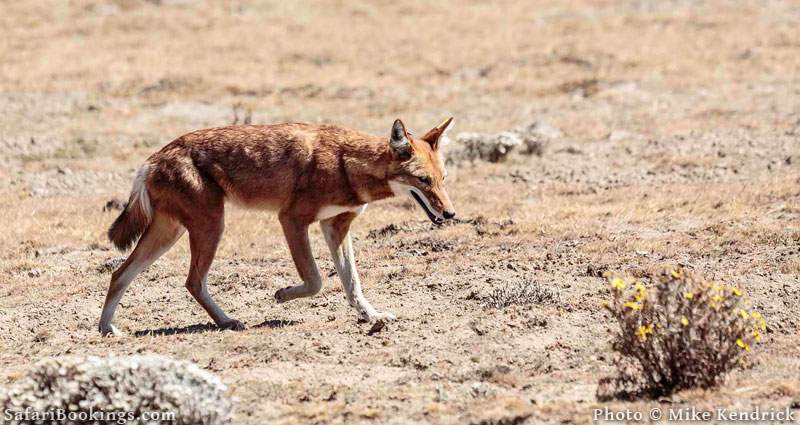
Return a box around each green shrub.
[597,269,766,400]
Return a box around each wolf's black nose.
[443,210,455,219]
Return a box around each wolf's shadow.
[133,319,298,337]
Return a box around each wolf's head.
[387,118,456,225]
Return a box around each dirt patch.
[1,1,799,424]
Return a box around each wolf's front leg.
[275,217,323,302]
[320,213,396,322]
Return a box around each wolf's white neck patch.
[315,204,367,221]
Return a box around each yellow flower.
[731,287,742,296]
[748,311,767,331]
[633,282,647,301]
[736,338,750,351]
[711,294,723,303]
[671,270,682,278]
[624,301,642,311]
[635,324,653,341]
[752,330,762,342]
[680,316,689,326]
[610,277,626,290]
[739,309,749,319]
[684,292,694,300]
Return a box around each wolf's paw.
[99,324,124,337]
[274,287,291,303]
[367,311,397,322]
[219,319,246,331]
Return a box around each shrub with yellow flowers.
[597,268,767,400]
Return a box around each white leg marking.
[321,222,395,322]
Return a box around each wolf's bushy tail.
[108,165,153,251]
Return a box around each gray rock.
[444,120,562,164]
[0,355,232,425]
[449,131,522,163]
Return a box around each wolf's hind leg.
[99,214,184,336]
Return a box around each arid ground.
[1,1,799,423]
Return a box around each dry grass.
[484,282,561,309]
[1,0,799,423]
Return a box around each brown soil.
[1,1,798,423]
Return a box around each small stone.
[367,320,386,336]
[103,199,126,212]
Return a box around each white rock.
[0,355,232,425]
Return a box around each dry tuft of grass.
[483,281,561,309]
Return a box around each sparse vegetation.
[484,281,561,309]
[18,138,99,164]
[598,269,767,400]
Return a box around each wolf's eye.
[418,176,432,186]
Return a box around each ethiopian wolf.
[100,118,456,335]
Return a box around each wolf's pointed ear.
[390,119,411,157]
[421,117,454,149]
